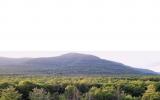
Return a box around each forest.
[0,75,160,100]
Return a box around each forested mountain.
[0,53,157,75]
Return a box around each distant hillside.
[0,53,157,75]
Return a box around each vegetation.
[0,75,160,100]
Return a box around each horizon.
[0,51,159,72]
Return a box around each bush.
[29,88,51,100]
[17,81,39,99]
[76,83,90,93]
[142,84,160,100]
[0,86,21,100]
[122,95,137,100]
[120,83,145,97]
[87,86,117,100]
[65,85,80,100]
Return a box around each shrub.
[0,86,21,100]
[65,85,80,100]
[29,88,51,100]
[142,84,160,100]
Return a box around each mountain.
[133,68,156,75]
[0,53,157,75]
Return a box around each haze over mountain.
[0,53,156,75]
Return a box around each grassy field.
[0,75,160,100]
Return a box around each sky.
[0,0,160,71]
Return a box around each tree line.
[0,76,160,100]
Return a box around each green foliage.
[142,84,160,100]
[64,85,79,100]
[0,83,14,89]
[59,94,66,100]
[76,83,90,93]
[29,88,51,100]
[122,95,138,100]
[17,81,39,100]
[0,86,21,100]
[0,76,159,100]
[120,81,146,97]
[155,82,160,92]
[43,84,65,94]
[87,86,118,100]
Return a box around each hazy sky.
[0,51,160,72]
[0,0,160,51]
[0,1,160,71]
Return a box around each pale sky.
[0,0,160,51]
[0,0,160,71]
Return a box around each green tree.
[121,82,145,97]
[17,81,39,99]
[142,84,160,100]
[59,94,66,100]
[87,86,117,100]
[122,95,138,100]
[0,86,21,100]
[76,83,90,93]
[29,88,51,100]
[65,85,80,100]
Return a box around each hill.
[0,53,157,75]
